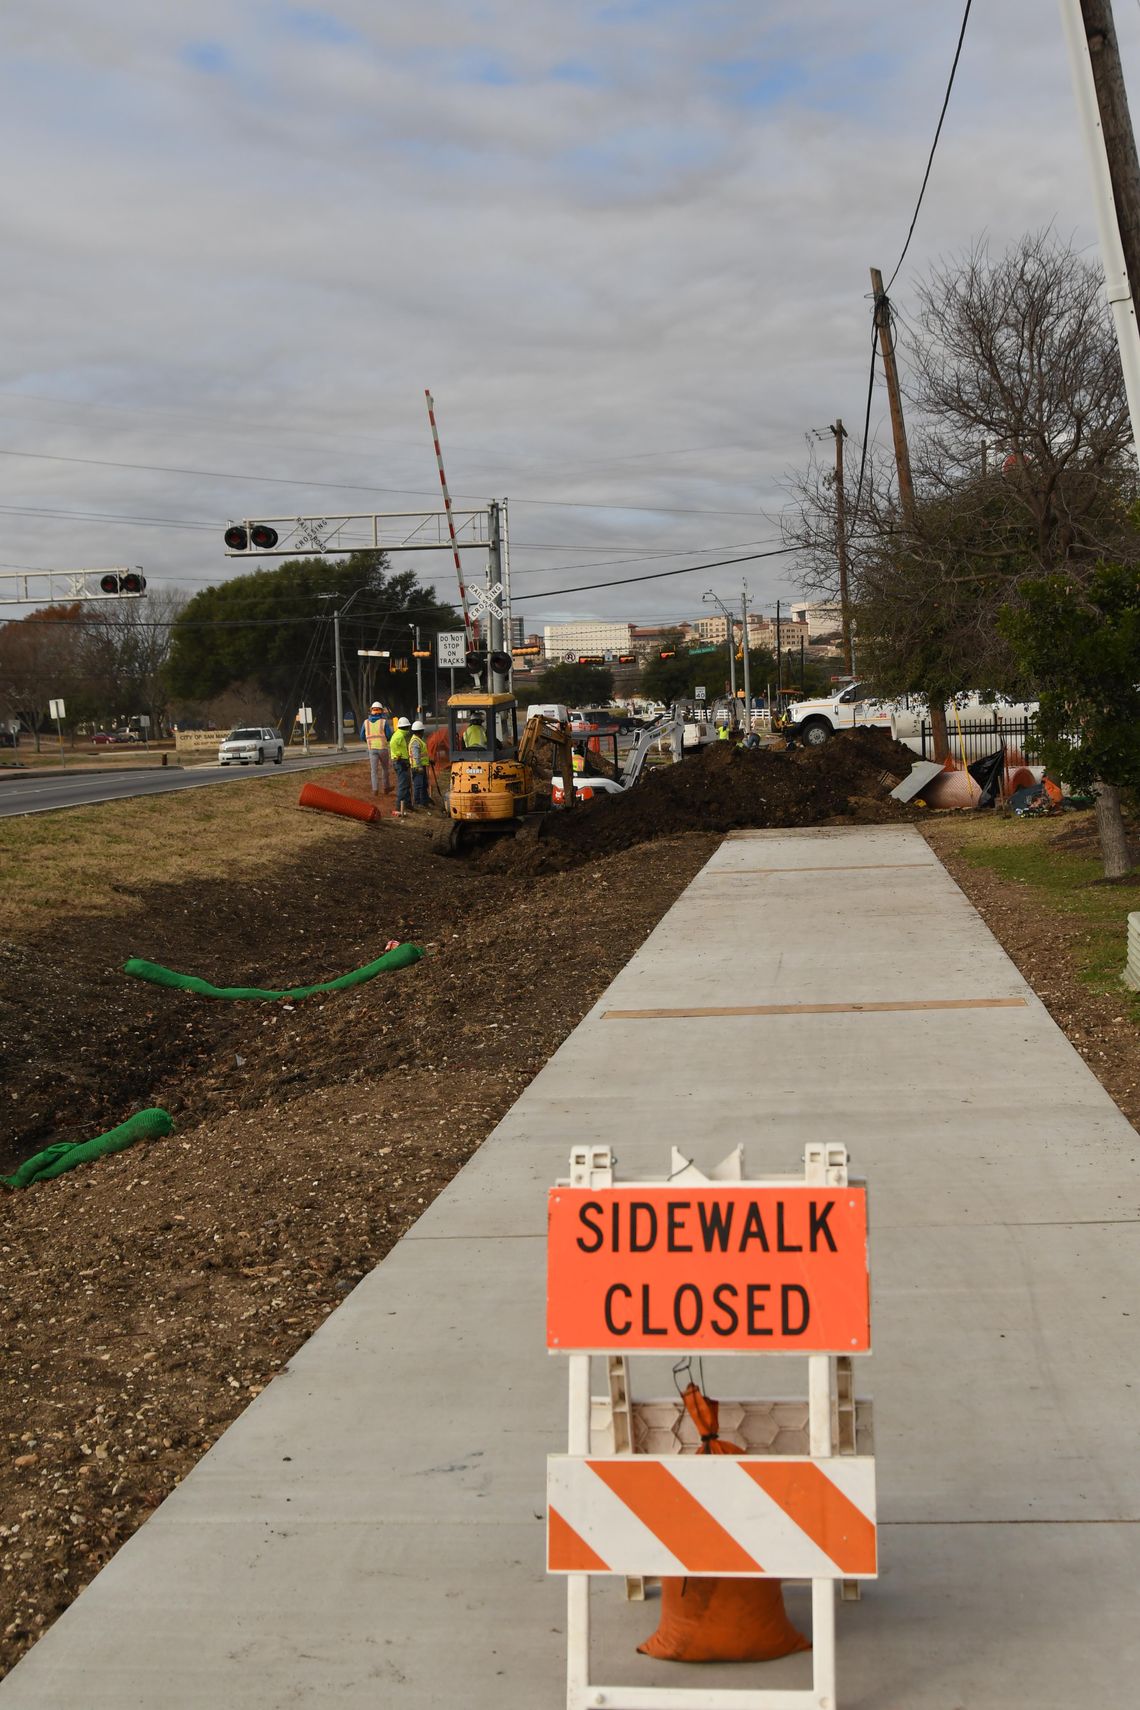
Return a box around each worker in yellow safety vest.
[463,712,487,748]
[716,723,730,741]
[409,720,429,808]
[389,716,412,817]
[361,701,392,795]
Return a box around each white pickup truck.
[784,684,894,747]
[785,687,1037,751]
[218,726,284,766]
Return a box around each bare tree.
[909,232,1135,567]
[786,232,1138,693]
[0,606,84,751]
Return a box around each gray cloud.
[0,0,1136,628]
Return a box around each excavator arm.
[519,716,576,807]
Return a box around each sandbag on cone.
[637,1384,810,1664]
[298,782,381,824]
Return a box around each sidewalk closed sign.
[547,1185,869,1353]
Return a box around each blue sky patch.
[276,7,361,47]
[550,59,604,88]
[707,56,808,109]
[182,41,231,76]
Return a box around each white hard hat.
[397,716,412,729]
[370,701,382,711]
[411,720,424,731]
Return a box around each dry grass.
[0,763,381,939]
[924,808,1140,998]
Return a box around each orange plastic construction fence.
[298,782,381,824]
[427,727,450,767]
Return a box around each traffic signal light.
[99,572,147,595]
[223,526,248,551]
[465,650,485,673]
[489,651,512,674]
[250,524,279,549]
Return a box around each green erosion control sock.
[121,942,424,1001]
[3,1108,174,1190]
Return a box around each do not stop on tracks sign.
[546,1184,869,1354]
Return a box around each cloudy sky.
[0,0,1137,632]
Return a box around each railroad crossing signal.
[223,524,279,552]
[468,581,505,622]
[0,569,150,607]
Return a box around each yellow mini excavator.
[430,691,575,854]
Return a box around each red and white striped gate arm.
[548,1454,877,1581]
[424,389,475,646]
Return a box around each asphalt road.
[0,752,353,819]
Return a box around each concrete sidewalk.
[2,823,1138,1707]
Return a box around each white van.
[525,703,571,725]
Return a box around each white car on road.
[218,726,284,766]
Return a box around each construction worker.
[389,716,412,816]
[463,710,487,748]
[409,719,429,808]
[361,701,392,795]
[716,721,730,741]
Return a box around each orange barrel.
[298,782,381,824]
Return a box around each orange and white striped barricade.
[547,1141,875,1710]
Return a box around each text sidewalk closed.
[547,1184,870,1353]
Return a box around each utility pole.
[488,500,507,695]
[414,624,424,716]
[333,606,345,752]
[870,268,916,522]
[1060,0,1140,461]
[776,598,782,709]
[871,264,947,758]
[702,592,736,723]
[831,419,854,677]
[740,582,752,727]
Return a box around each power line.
[849,317,880,528]
[885,0,973,292]
[511,546,800,602]
[0,443,776,520]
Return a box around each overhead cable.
[511,546,800,602]
[885,0,973,291]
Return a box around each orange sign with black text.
[547,1185,869,1354]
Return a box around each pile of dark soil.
[0,822,718,1674]
[482,728,917,873]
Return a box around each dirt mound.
[482,728,916,873]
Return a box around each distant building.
[789,602,843,641]
[630,622,694,661]
[542,620,633,661]
[695,613,768,644]
[508,616,525,649]
[748,617,811,653]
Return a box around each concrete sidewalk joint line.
[603,998,1030,1019]
[700,862,936,874]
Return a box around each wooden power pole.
[870,267,916,523]
[1081,3,1140,312]
[870,265,949,758]
[831,420,854,676]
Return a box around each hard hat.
[370,701,382,711]
[397,716,411,728]
[411,720,424,731]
